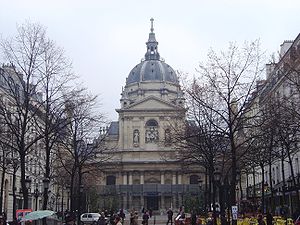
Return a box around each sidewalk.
[123,215,168,225]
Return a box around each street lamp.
[66,185,70,211]
[25,176,32,209]
[77,185,84,225]
[43,178,50,190]
[56,192,60,212]
[198,177,203,212]
[34,183,40,211]
[25,176,32,190]
[213,169,221,225]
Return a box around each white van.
[80,213,101,225]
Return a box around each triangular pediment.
[122,96,183,111]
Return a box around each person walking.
[191,209,197,225]
[132,211,139,225]
[166,208,173,225]
[257,214,266,225]
[266,211,273,225]
[115,216,122,225]
[142,211,150,225]
[63,213,76,225]
[97,212,107,225]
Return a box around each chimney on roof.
[280,40,293,58]
[266,63,276,79]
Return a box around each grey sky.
[1,0,300,121]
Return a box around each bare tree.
[0,22,48,207]
[186,40,264,222]
[56,89,112,222]
[32,26,75,211]
[178,78,231,216]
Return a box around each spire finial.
[150,18,154,33]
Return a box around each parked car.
[81,213,101,225]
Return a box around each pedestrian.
[114,216,122,225]
[142,211,150,225]
[0,215,5,225]
[149,209,153,218]
[175,206,185,225]
[266,211,273,225]
[133,211,139,225]
[166,208,173,225]
[191,209,197,225]
[97,212,107,225]
[220,214,228,225]
[257,214,266,225]
[118,209,125,223]
[130,211,135,225]
[64,213,76,225]
[110,212,116,225]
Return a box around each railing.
[97,184,201,195]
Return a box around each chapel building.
[98,19,202,211]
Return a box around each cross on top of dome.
[145,18,160,60]
[150,18,154,33]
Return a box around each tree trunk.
[286,146,300,210]
[0,164,6,213]
[13,168,17,220]
[253,167,257,210]
[20,152,29,209]
[281,150,286,205]
[204,168,208,214]
[261,164,265,214]
[269,161,274,213]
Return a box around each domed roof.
[125,18,179,86]
[126,60,178,85]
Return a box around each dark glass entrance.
[146,196,159,210]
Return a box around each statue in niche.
[145,127,159,143]
[133,129,140,146]
[165,129,171,145]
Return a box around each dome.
[125,18,179,86]
[126,60,178,85]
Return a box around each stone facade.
[97,19,202,211]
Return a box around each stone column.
[161,172,165,184]
[172,173,177,185]
[129,172,133,185]
[178,173,182,184]
[123,172,128,185]
[140,171,144,184]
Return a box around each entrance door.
[146,196,159,210]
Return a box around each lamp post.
[34,183,40,211]
[287,179,293,215]
[66,185,70,211]
[24,177,32,209]
[42,177,50,209]
[77,185,84,225]
[213,169,221,225]
[198,177,203,213]
[56,192,60,212]
[42,177,50,225]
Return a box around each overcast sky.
[1,0,300,121]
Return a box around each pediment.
[124,96,182,111]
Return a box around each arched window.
[190,175,199,184]
[146,119,158,127]
[106,175,116,185]
[145,119,159,143]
